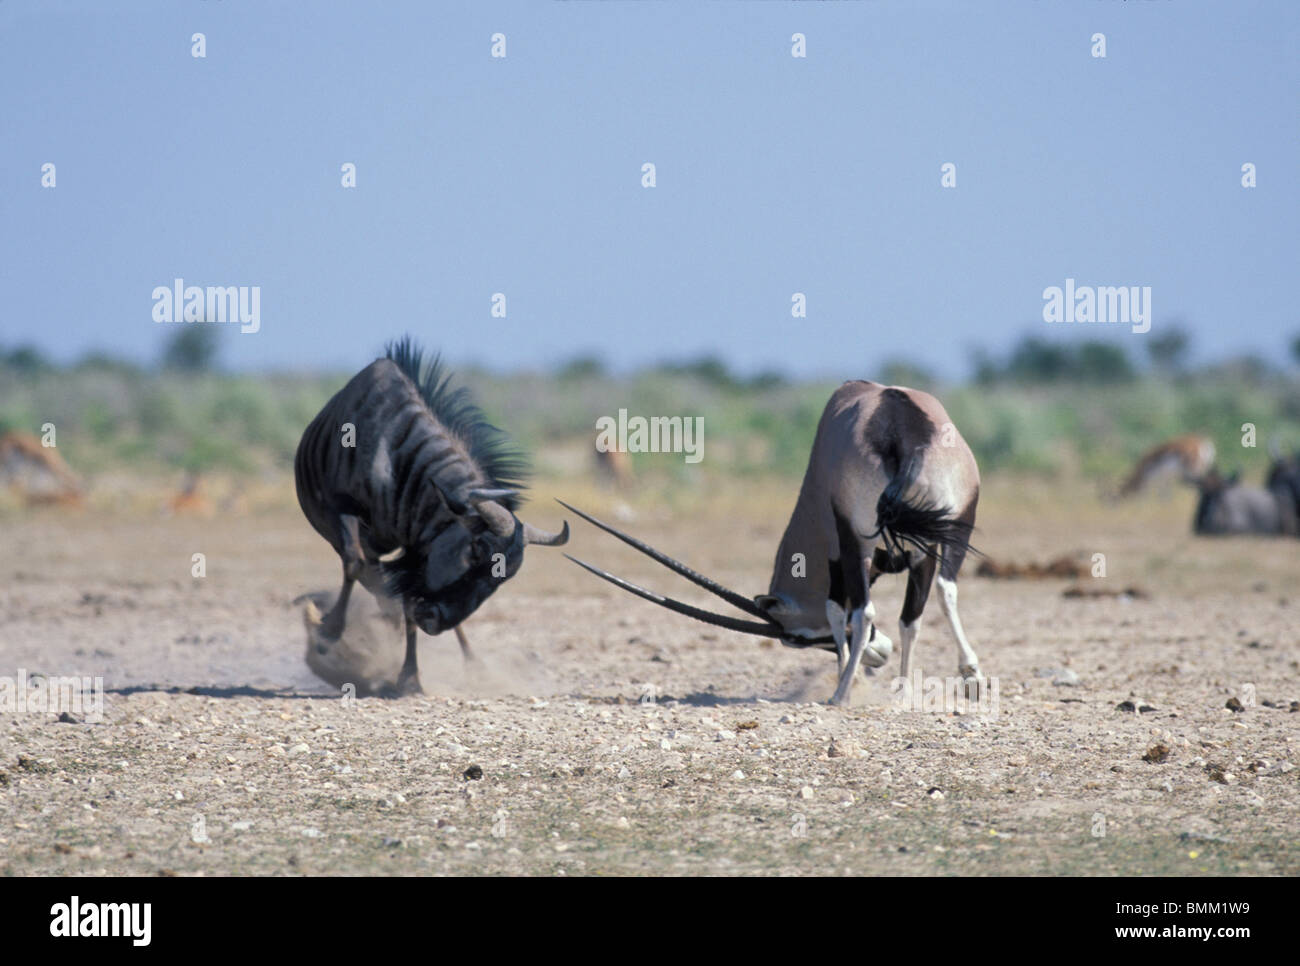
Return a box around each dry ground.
[1,476,1297,875]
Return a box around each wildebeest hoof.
[382,675,423,698]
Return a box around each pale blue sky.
[1,1,1296,378]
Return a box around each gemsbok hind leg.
[935,574,982,693]
[899,553,938,680]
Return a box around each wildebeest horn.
[472,498,517,537]
[556,499,778,622]
[523,520,570,546]
[564,554,786,638]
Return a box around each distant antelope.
[295,338,569,696]
[1118,434,1215,497]
[594,447,634,490]
[563,381,983,706]
[166,471,214,516]
[0,431,83,506]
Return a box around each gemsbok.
[563,380,983,706]
[295,338,569,696]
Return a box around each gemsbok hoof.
[863,629,893,668]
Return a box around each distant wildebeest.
[563,380,983,706]
[1193,467,1297,536]
[1266,446,1300,523]
[295,338,569,696]
[1118,433,1215,497]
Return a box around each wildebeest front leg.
[392,602,424,697]
[320,513,364,639]
[453,624,475,662]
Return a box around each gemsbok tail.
[871,472,978,572]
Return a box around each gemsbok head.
[563,381,984,706]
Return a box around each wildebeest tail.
[871,472,978,571]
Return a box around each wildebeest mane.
[384,336,528,507]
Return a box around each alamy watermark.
[1042,278,1150,334]
[152,278,260,333]
[595,409,704,464]
[890,669,999,715]
[0,669,104,722]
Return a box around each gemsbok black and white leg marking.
[562,380,984,707]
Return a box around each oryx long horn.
[555,499,777,624]
[523,520,570,546]
[564,554,784,638]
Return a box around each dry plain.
[1,476,1297,875]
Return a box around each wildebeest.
[1193,467,1297,536]
[1118,433,1215,497]
[563,380,983,706]
[1267,447,1300,523]
[295,338,569,696]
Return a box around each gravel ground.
[1,478,1297,875]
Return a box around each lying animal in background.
[1193,467,1297,536]
[294,338,569,696]
[1267,447,1300,523]
[564,380,983,706]
[1118,433,1215,497]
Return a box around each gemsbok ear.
[753,595,781,612]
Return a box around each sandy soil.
[1,478,1297,875]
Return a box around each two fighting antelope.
[564,381,983,706]
[295,338,569,696]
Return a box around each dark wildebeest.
[562,381,982,706]
[1193,467,1297,536]
[295,338,569,696]
[1266,447,1300,525]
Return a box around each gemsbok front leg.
[830,553,892,706]
[825,600,849,676]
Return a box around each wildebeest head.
[390,488,569,635]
